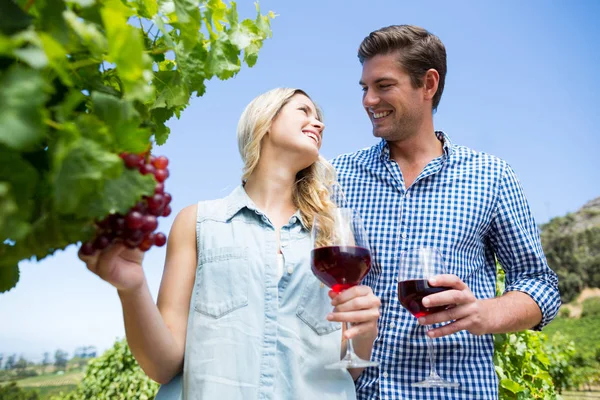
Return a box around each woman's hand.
[78,243,146,293]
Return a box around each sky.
[1,0,599,362]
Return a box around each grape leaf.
[0,146,38,241]
[101,0,154,101]
[152,70,190,109]
[0,263,19,293]
[175,41,207,95]
[173,0,201,47]
[0,66,50,151]
[205,34,240,80]
[87,168,156,217]
[52,136,123,215]
[91,91,151,153]
[0,0,32,35]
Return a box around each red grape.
[140,163,156,176]
[154,233,167,247]
[141,215,158,232]
[126,211,144,230]
[153,156,169,169]
[154,168,169,182]
[81,153,172,254]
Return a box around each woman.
[79,88,380,399]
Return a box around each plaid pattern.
[330,132,560,399]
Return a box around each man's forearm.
[482,291,543,334]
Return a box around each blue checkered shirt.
[330,131,561,399]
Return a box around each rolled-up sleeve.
[489,163,561,330]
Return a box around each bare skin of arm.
[79,204,198,384]
[419,274,542,338]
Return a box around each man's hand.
[417,274,491,338]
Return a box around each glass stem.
[425,325,440,378]
[344,321,355,359]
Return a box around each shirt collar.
[225,185,308,230]
[378,130,454,161]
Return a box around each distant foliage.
[541,209,600,303]
[581,297,600,318]
[50,339,158,400]
[0,382,40,400]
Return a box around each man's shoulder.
[451,143,508,171]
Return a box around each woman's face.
[265,94,324,170]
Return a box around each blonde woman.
[79,88,380,399]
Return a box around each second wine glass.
[311,207,379,369]
[397,246,460,388]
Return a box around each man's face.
[360,52,427,142]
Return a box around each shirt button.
[287,266,293,274]
[389,322,395,328]
[382,372,389,378]
[401,233,407,239]
[405,193,411,199]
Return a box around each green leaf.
[150,107,175,145]
[0,148,38,241]
[63,10,108,57]
[0,0,33,35]
[38,0,70,45]
[0,263,19,293]
[38,32,73,86]
[13,46,48,69]
[174,41,207,95]
[87,168,156,217]
[101,0,154,101]
[152,70,189,109]
[0,67,50,151]
[52,136,123,215]
[172,0,201,47]
[500,378,525,394]
[92,91,151,153]
[205,34,240,80]
[131,0,158,19]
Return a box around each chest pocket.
[194,246,249,318]
[296,275,342,335]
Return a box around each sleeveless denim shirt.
[176,186,356,400]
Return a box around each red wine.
[311,246,371,293]
[398,279,452,318]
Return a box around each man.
[329,25,560,399]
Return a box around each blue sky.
[1,0,599,362]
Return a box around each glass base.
[411,373,460,388]
[325,354,379,370]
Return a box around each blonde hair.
[237,88,336,244]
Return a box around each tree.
[15,355,28,371]
[5,354,16,370]
[50,339,158,400]
[54,350,68,371]
[42,352,51,366]
[0,0,274,293]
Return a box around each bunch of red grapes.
[80,153,172,256]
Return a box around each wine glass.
[310,207,379,369]
[397,247,460,388]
